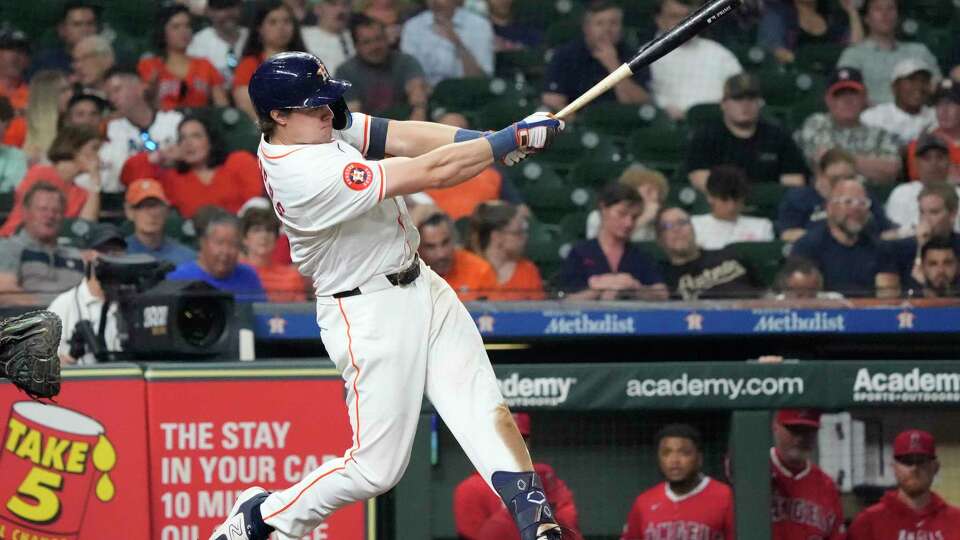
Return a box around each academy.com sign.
[626,373,805,400]
[497,373,577,407]
[853,368,960,403]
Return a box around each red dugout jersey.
[771,448,846,540]
[453,462,579,540]
[621,476,735,540]
[849,490,960,540]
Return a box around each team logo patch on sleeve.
[343,162,374,191]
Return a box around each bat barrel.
[627,0,742,72]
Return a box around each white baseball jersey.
[257,112,419,296]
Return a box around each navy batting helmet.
[248,51,353,130]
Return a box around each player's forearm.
[382,139,493,197]
[384,121,460,157]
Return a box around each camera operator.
[47,223,127,366]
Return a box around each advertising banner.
[0,365,150,540]
[145,363,373,540]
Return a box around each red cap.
[513,412,531,437]
[894,429,936,458]
[776,409,821,428]
[125,178,170,206]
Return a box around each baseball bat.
[554,0,744,120]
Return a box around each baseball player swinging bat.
[555,0,744,121]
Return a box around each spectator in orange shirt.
[422,112,521,220]
[240,206,308,302]
[469,201,545,300]
[120,114,262,218]
[138,5,229,111]
[233,1,309,122]
[0,125,102,236]
[414,208,498,301]
[0,30,31,114]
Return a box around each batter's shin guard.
[492,471,561,540]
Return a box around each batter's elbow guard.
[491,471,558,540]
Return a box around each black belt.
[332,256,421,298]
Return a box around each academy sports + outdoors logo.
[626,373,805,400]
[497,373,577,407]
[852,368,960,403]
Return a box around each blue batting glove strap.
[518,115,561,131]
[485,125,520,161]
[454,128,486,143]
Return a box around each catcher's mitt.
[0,310,62,399]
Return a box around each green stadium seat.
[794,43,844,75]
[544,19,581,47]
[759,68,821,108]
[58,218,94,248]
[430,77,496,111]
[684,103,722,129]
[577,102,665,135]
[495,49,547,80]
[558,211,589,241]
[629,125,685,176]
[473,98,535,132]
[635,241,667,263]
[727,240,787,288]
[729,44,778,71]
[745,183,787,221]
[515,161,592,223]
[525,220,567,283]
[666,183,709,215]
[568,155,631,190]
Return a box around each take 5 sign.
[0,363,372,540]
[145,363,372,540]
[0,366,150,539]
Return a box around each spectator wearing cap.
[559,184,667,301]
[885,134,960,235]
[0,125,103,237]
[770,409,845,540]
[646,0,740,120]
[541,1,650,114]
[691,165,774,250]
[46,223,127,365]
[240,207,307,303]
[791,178,885,296]
[0,30,32,113]
[877,183,960,297]
[99,67,183,193]
[860,59,937,145]
[124,178,195,266]
[31,1,100,75]
[916,238,959,298]
[186,0,249,88]
[467,201,544,301]
[71,35,115,98]
[905,79,960,183]
[849,429,960,539]
[621,423,734,540]
[413,207,498,302]
[795,67,901,184]
[335,13,429,121]
[167,210,266,302]
[836,0,941,105]
[686,73,808,192]
[301,0,355,75]
[120,114,262,218]
[454,412,580,540]
[586,165,668,243]
[778,148,896,243]
[0,97,27,192]
[61,92,109,131]
[400,0,493,88]
[0,181,84,306]
[656,206,763,300]
[138,5,229,111]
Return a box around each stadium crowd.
[0,0,957,319]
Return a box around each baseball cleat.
[209,487,270,540]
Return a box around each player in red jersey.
[771,409,845,540]
[454,413,581,540]
[849,429,960,540]
[621,423,734,540]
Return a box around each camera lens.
[177,298,227,348]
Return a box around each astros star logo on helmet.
[343,162,374,191]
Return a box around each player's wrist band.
[454,128,485,143]
[484,125,519,161]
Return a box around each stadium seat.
[58,218,94,248]
[473,97,535,132]
[629,125,685,176]
[577,101,666,135]
[794,43,844,75]
[525,220,567,284]
[666,183,709,215]
[745,183,787,221]
[544,18,581,47]
[684,103,722,129]
[495,49,547,80]
[568,155,631,190]
[430,77,497,111]
[727,240,787,287]
[515,161,592,223]
[558,211,589,241]
[635,241,667,263]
